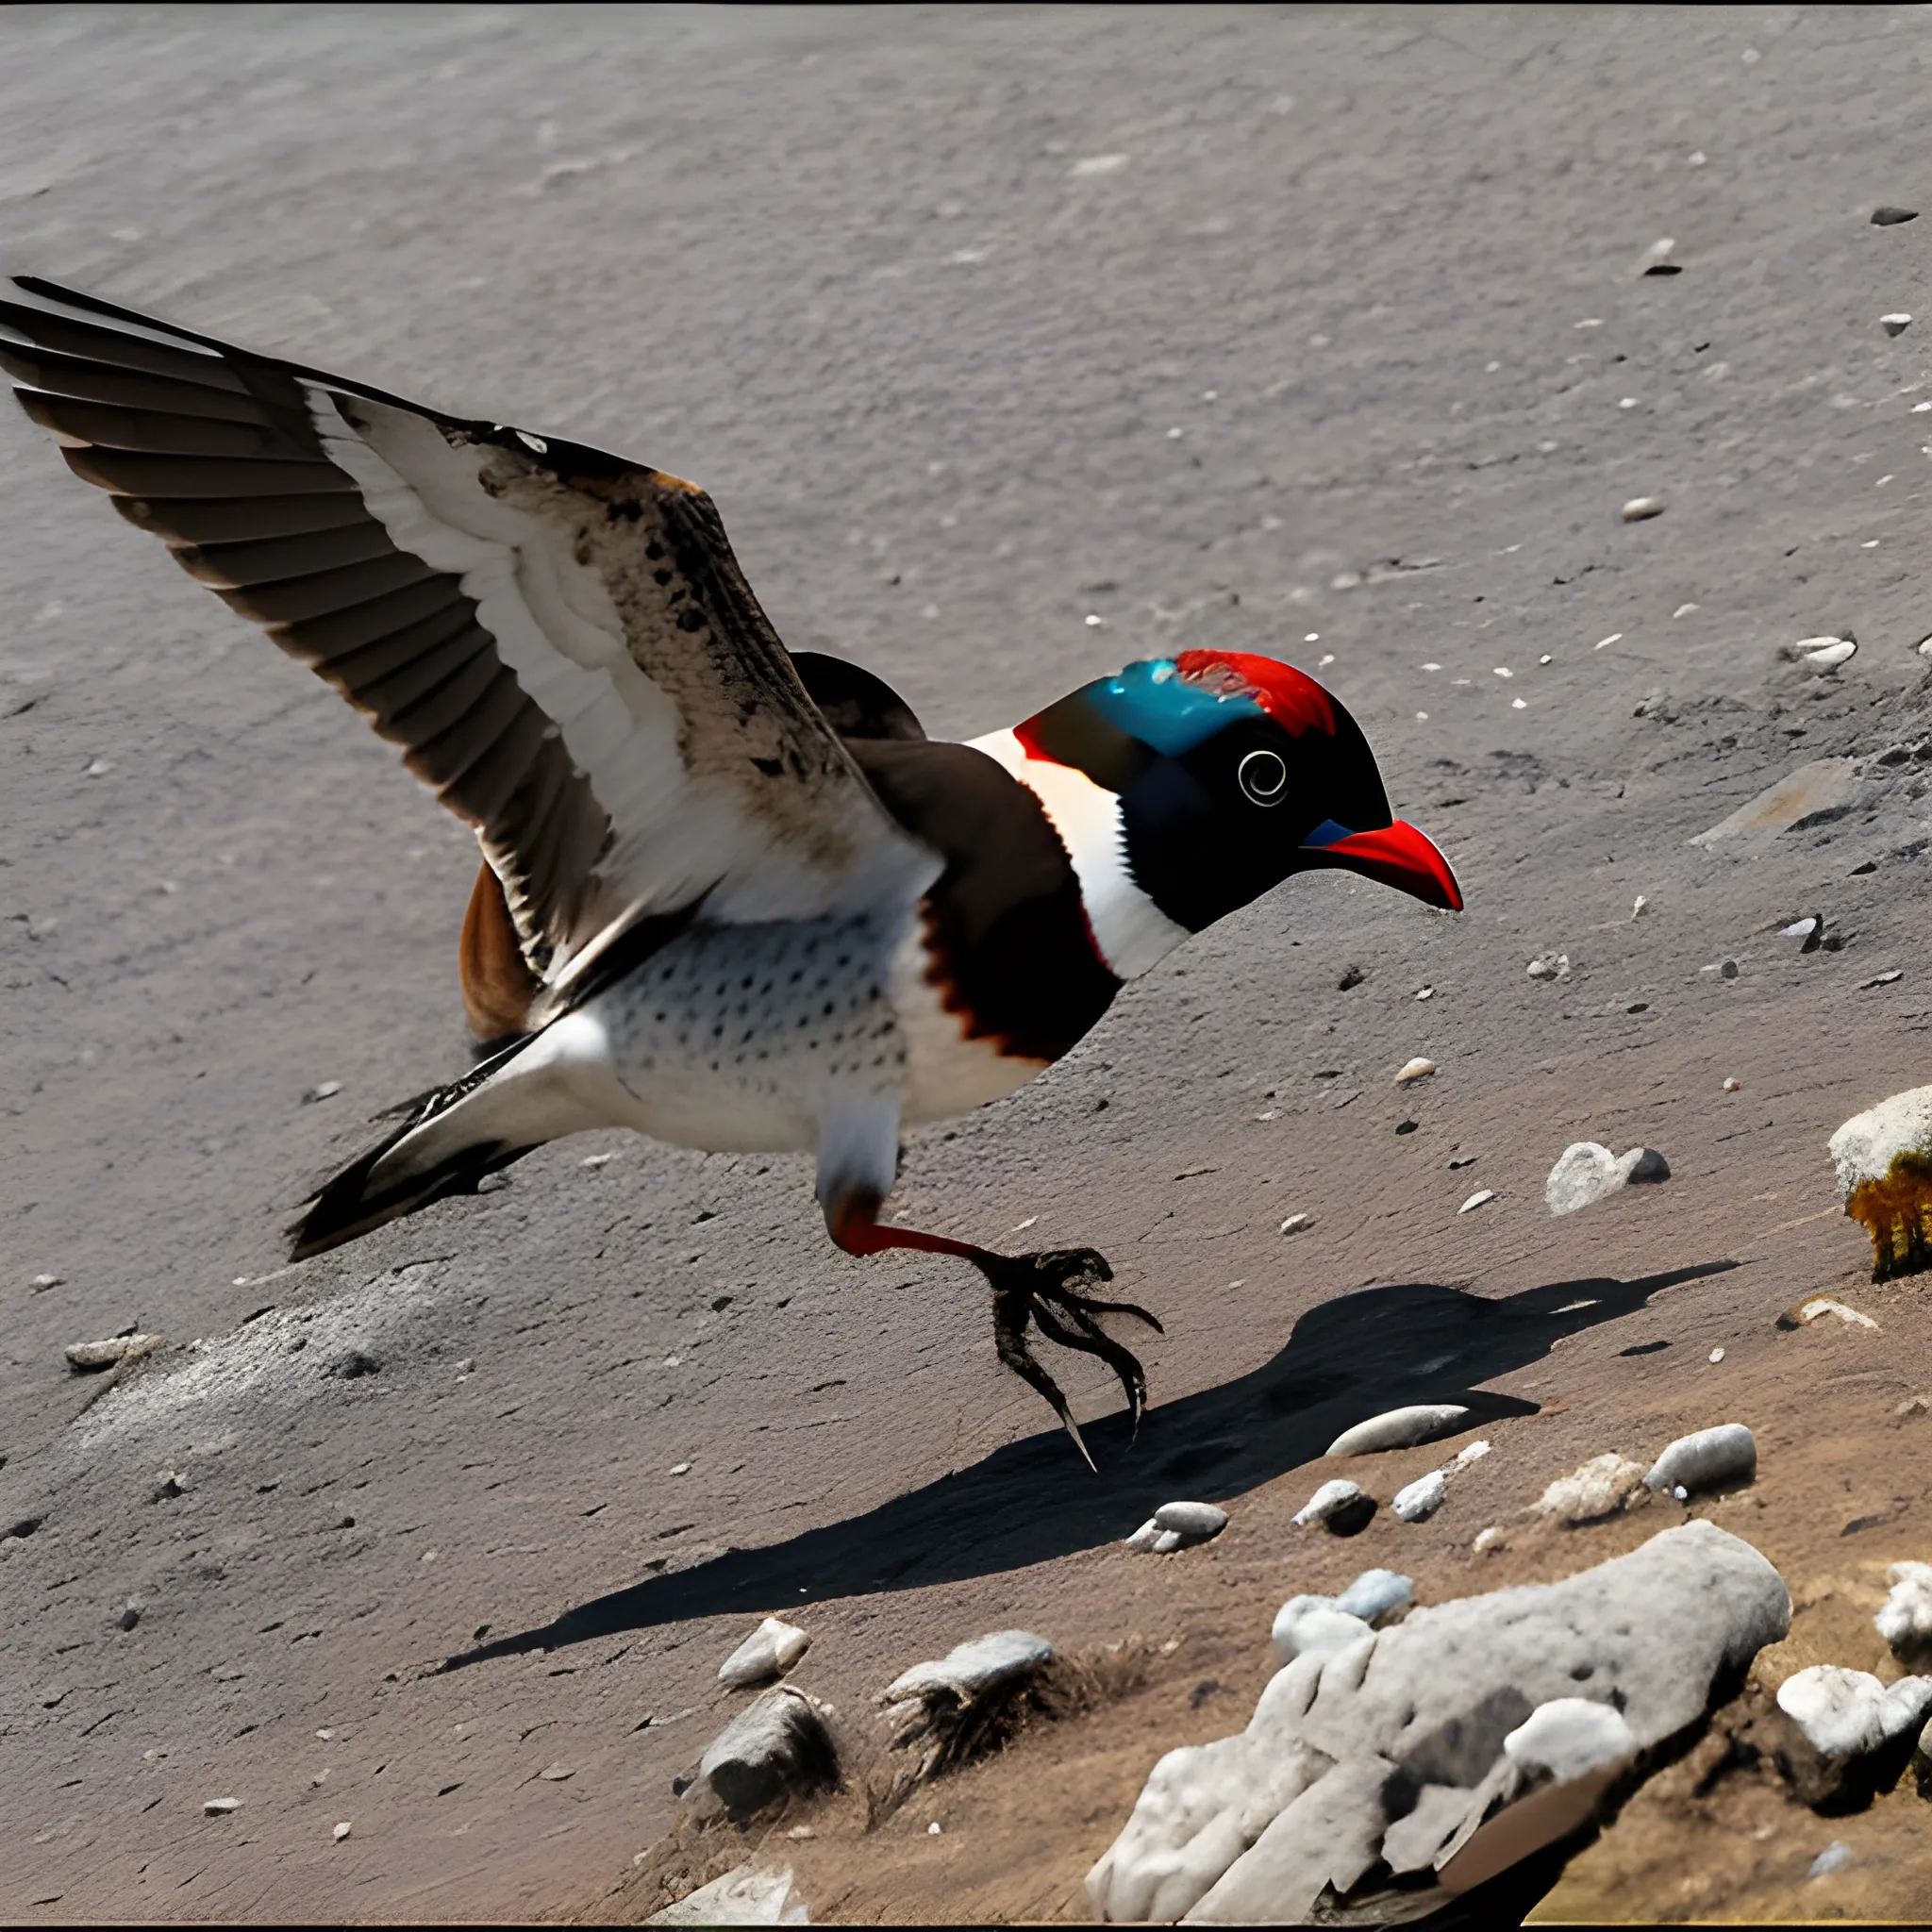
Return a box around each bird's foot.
[979,1247,1163,1468]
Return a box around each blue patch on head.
[1081,658,1266,757]
[1299,818,1354,850]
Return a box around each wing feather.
[1,276,936,1019]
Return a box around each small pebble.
[1702,957,1740,981]
[118,1600,142,1631]
[1154,1499,1229,1541]
[539,1763,575,1781]
[1326,1404,1469,1457]
[1881,313,1913,337]
[1780,914,1824,951]
[1414,985,1434,1001]
[31,1273,62,1291]
[718,1616,811,1688]
[1621,496,1665,522]
[1334,1568,1413,1624]
[1474,1525,1507,1553]
[301,1080,341,1104]
[1279,1212,1312,1236]
[668,1461,691,1475]
[1861,969,1903,989]
[204,1797,242,1817]
[1539,1453,1647,1524]
[1808,1841,1852,1879]
[1455,1440,1491,1469]
[1292,1477,1374,1531]
[1631,895,1648,918]
[333,1821,352,1842]
[1643,1423,1756,1497]
[1723,1076,1741,1091]
[1708,1347,1724,1364]
[1526,953,1572,981]
[1875,1562,1932,1653]
[1777,1298,1885,1329]
[1803,639,1857,670]
[1391,1470,1446,1522]
[928,1821,942,1835]
[1394,1057,1435,1085]
[1872,206,1919,225]
[1457,1189,1494,1214]
[64,1334,157,1373]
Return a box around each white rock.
[696,1688,838,1818]
[1124,1518,1162,1552]
[1830,1084,1932,1278]
[1631,894,1649,918]
[1087,1524,1790,1925]
[332,1821,352,1841]
[1152,1529,1185,1554]
[648,1862,808,1925]
[1392,1470,1447,1522]
[1804,639,1857,671]
[1545,1142,1622,1216]
[718,1617,811,1689]
[1154,1500,1229,1542]
[1279,1212,1312,1236]
[1621,497,1665,522]
[1875,1562,1932,1653]
[1539,1454,1648,1524]
[1503,1697,1638,1782]
[64,1334,157,1373]
[882,1631,1053,1707]
[1784,1296,1880,1331]
[1808,1840,1852,1879]
[1777,1664,1932,1758]
[1457,1189,1495,1214]
[1394,1058,1435,1085]
[1474,1525,1507,1552]
[1723,1076,1741,1091]
[1455,1440,1491,1469]
[1326,1404,1470,1457]
[1334,1569,1413,1625]
[1526,953,1572,981]
[1293,1478,1370,1528]
[204,1796,242,1816]
[1644,1424,1756,1497]
[1881,312,1913,337]
[1271,1596,1374,1666]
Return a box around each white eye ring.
[1238,748,1288,806]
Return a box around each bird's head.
[1000,650,1459,972]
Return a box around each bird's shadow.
[444,1259,1731,1669]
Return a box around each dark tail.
[289,1037,536,1260]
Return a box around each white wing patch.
[307,389,935,967]
[968,727,1189,979]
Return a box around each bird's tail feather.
[290,1036,537,1260]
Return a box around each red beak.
[1310,821,1463,911]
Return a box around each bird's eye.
[1238,748,1288,806]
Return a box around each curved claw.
[1031,1298,1149,1437]
[992,1287,1095,1471]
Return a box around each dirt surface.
[6,4,1932,1923]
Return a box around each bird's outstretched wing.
[0,277,935,1010]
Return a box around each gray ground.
[4,5,1932,1922]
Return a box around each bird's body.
[1,276,1462,1457]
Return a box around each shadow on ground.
[445,1259,1733,1667]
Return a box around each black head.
[1015,650,1461,932]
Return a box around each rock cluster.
[1086,1524,1790,1923]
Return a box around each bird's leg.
[825,1189,1162,1465]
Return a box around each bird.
[0,276,1462,1463]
